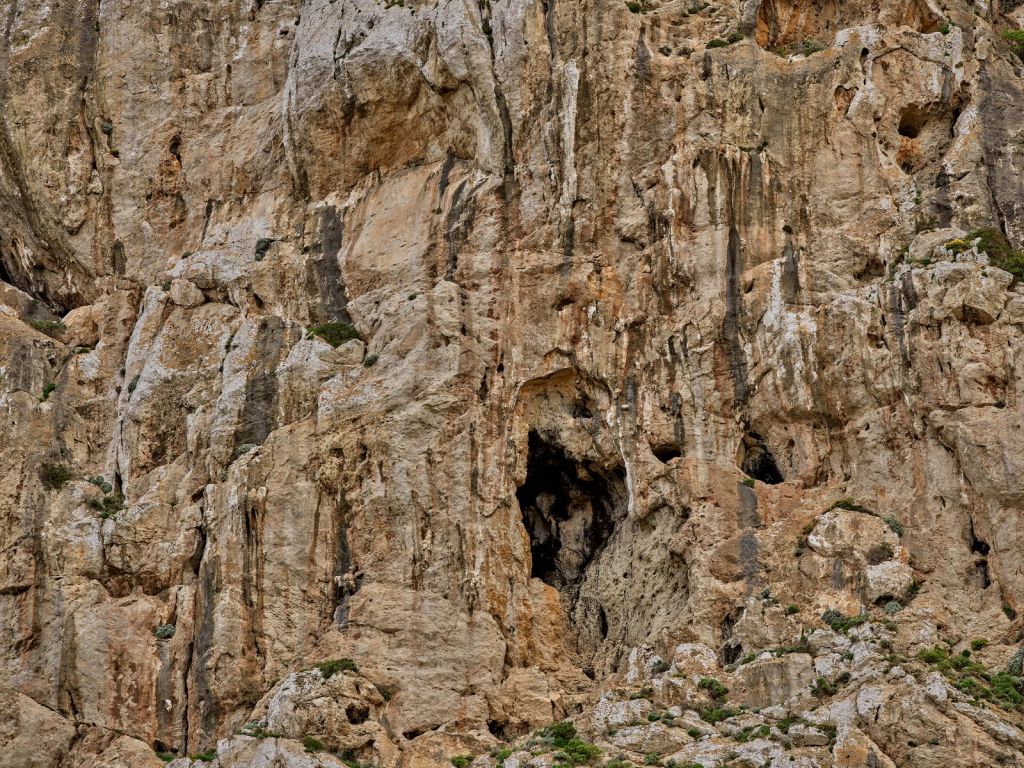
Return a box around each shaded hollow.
[741,432,784,485]
[517,431,626,592]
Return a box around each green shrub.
[939,21,951,34]
[697,677,728,700]
[494,749,513,763]
[626,1,643,12]
[255,238,275,261]
[561,739,601,765]
[650,659,670,674]
[40,462,73,490]
[155,753,176,763]
[741,478,754,487]
[41,382,56,402]
[309,322,360,347]
[88,476,113,494]
[1003,29,1024,59]
[785,605,799,615]
[363,354,379,367]
[883,515,904,536]
[239,721,281,738]
[687,727,703,738]
[811,676,836,697]
[154,624,175,640]
[451,756,473,768]
[1007,647,1024,676]
[971,638,989,651]
[643,754,660,766]
[963,228,1024,282]
[821,609,869,633]
[303,736,324,753]
[90,492,125,518]
[100,120,114,135]
[28,318,65,339]
[127,374,140,394]
[707,38,729,48]
[191,751,217,763]
[698,706,737,723]
[316,658,358,678]
[883,601,903,615]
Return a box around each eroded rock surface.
[2,0,1024,765]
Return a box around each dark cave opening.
[516,430,626,591]
[741,432,784,485]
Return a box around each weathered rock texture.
[2,0,1024,765]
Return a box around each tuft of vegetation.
[316,657,358,678]
[40,462,73,490]
[828,497,873,514]
[451,757,473,768]
[254,238,275,261]
[127,374,140,394]
[89,492,125,518]
[969,228,1024,282]
[155,752,176,763]
[971,638,989,651]
[821,609,869,633]
[40,382,57,402]
[154,624,175,640]
[697,677,728,700]
[239,721,281,739]
[626,1,644,12]
[785,605,799,616]
[1003,29,1024,59]
[883,515,905,536]
[686,727,703,739]
[100,120,114,135]
[772,39,826,56]
[650,659,671,675]
[917,645,1024,711]
[363,354,379,367]
[303,736,324,753]
[707,38,730,48]
[88,476,113,494]
[191,751,217,763]
[28,318,66,339]
[883,600,903,615]
[1007,647,1024,676]
[867,542,895,565]
[741,478,755,487]
[939,21,951,34]
[308,322,361,347]
[698,706,738,724]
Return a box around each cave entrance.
[516,431,626,592]
[740,432,784,485]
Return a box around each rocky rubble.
[2,0,1024,766]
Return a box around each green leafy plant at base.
[451,756,472,768]
[191,751,217,763]
[821,609,869,633]
[41,382,56,401]
[697,677,728,699]
[154,624,175,640]
[303,736,324,753]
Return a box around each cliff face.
[3,0,1024,766]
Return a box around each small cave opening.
[516,431,626,592]
[650,441,682,464]
[898,104,928,139]
[740,432,784,485]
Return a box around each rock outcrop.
[2,0,1024,766]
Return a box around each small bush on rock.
[309,322,360,347]
[316,658,358,678]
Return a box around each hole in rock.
[650,442,682,463]
[517,431,626,591]
[740,432,784,485]
[898,104,928,138]
[346,702,369,724]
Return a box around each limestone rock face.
[2,0,1024,765]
